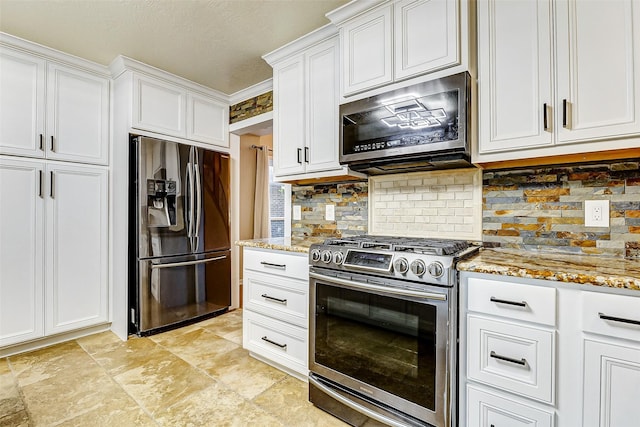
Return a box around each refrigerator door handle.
[150,255,226,269]
[194,149,202,251]
[186,162,194,238]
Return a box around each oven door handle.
[309,272,447,301]
[309,375,409,427]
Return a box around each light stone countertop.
[235,237,326,254]
[457,247,640,291]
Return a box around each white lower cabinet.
[0,157,108,348]
[461,272,640,427]
[467,385,554,427]
[581,291,640,427]
[242,247,309,379]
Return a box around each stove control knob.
[394,257,409,274]
[310,249,321,262]
[410,259,426,276]
[427,261,444,278]
[321,250,332,264]
[333,252,344,265]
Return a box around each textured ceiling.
[0,0,350,95]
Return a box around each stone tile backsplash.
[229,91,273,124]
[291,182,368,239]
[483,160,640,258]
[289,160,640,258]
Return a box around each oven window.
[314,283,437,410]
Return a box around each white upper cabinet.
[476,0,640,163]
[0,45,109,165]
[328,0,472,97]
[0,49,45,157]
[187,92,229,147]
[46,63,109,164]
[265,25,361,181]
[477,0,554,152]
[341,4,393,95]
[126,62,229,148]
[133,74,187,138]
[273,55,306,176]
[394,0,459,80]
[555,0,640,144]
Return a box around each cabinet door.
[46,63,109,165]
[0,158,45,347]
[273,56,305,177]
[305,37,341,173]
[555,0,640,143]
[341,4,393,96]
[45,163,108,335]
[467,385,554,427]
[477,0,554,153]
[0,48,46,158]
[394,0,459,81]
[133,74,187,138]
[186,92,229,148]
[583,339,640,427]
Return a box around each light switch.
[326,204,335,221]
[293,205,301,221]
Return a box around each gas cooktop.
[309,235,479,287]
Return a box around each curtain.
[253,146,271,238]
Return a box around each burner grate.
[322,235,472,256]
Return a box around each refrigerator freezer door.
[136,250,231,334]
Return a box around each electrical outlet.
[584,200,609,227]
[326,204,335,221]
[293,205,301,221]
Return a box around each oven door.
[309,270,455,427]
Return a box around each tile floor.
[0,309,350,427]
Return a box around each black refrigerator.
[129,135,231,335]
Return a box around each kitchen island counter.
[458,247,640,291]
[235,237,325,254]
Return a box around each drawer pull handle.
[261,294,287,305]
[543,103,548,131]
[598,312,640,326]
[490,351,527,366]
[490,297,527,308]
[261,336,287,349]
[260,261,286,270]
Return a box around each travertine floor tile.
[150,326,239,367]
[154,381,284,427]
[0,358,10,375]
[113,353,215,416]
[10,341,97,387]
[199,310,243,337]
[76,330,124,355]
[87,335,171,376]
[20,366,132,426]
[0,409,30,427]
[253,376,349,427]
[199,347,288,400]
[56,405,156,427]
[0,372,25,420]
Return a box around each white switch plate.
[326,204,335,221]
[584,200,609,227]
[293,205,301,221]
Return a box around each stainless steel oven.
[308,236,478,427]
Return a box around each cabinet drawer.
[243,248,308,280]
[467,315,555,404]
[468,277,556,326]
[243,310,308,377]
[244,272,308,328]
[581,291,640,342]
[467,385,554,427]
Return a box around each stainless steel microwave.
[339,72,472,175]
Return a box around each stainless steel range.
[308,235,479,427]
